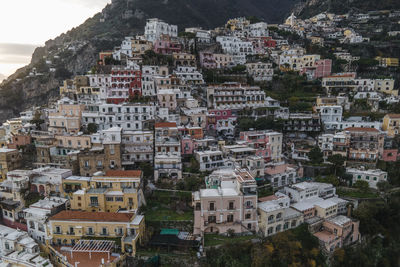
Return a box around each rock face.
[0,0,300,123]
[294,0,400,18]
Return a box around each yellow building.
[383,114,400,137]
[48,210,145,255]
[375,57,399,67]
[132,39,153,56]
[55,134,92,150]
[225,17,250,31]
[374,79,397,96]
[65,170,144,213]
[0,148,22,181]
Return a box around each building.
[313,215,360,253]
[346,167,388,189]
[48,210,145,255]
[207,83,280,110]
[239,130,283,162]
[345,127,384,161]
[283,113,321,132]
[0,148,22,181]
[0,225,52,267]
[265,163,299,188]
[24,197,68,244]
[48,98,85,134]
[192,168,258,235]
[68,170,144,212]
[245,62,274,81]
[108,66,142,103]
[283,182,336,203]
[195,150,226,172]
[382,114,400,137]
[145,18,178,43]
[258,193,304,237]
[322,73,357,94]
[374,79,397,96]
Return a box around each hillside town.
[0,9,400,267]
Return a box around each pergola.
[70,240,115,260]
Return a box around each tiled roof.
[104,170,142,177]
[386,114,400,119]
[344,127,379,132]
[49,211,134,222]
[155,122,177,128]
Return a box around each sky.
[0,0,111,81]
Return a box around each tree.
[308,146,324,165]
[353,180,370,192]
[327,154,345,175]
[376,181,391,192]
[87,123,98,134]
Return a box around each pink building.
[300,59,332,79]
[315,59,332,78]
[313,215,360,253]
[153,35,182,55]
[382,149,399,162]
[199,52,217,69]
[8,135,32,149]
[239,130,283,162]
[192,168,258,235]
[207,109,237,135]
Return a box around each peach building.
[49,98,85,134]
[192,168,258,235]
[313,215,360,253]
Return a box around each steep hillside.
[295,0,400,18]
[0,0,299,123]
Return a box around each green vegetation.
[204,234,256,247]
[336,188,379,199]
[204,224,325,266]
[24,192,44,207]
[237,117,283,132]
[308,146,324,165]
[332,192,400,266]
[143,191,193,221]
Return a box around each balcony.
[67,231,75,235]
[89,202,99,207]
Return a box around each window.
[228,201,234,210]
[195,202,201,210]
[208,216,216,223]
[102,227,108,235]
[227,214,234,222]
[209,202,215,211]
[245,213,251,219]
[87,227,93,235]
[115,197,123,202]
[106,197,114,202]
[55,226,61,234]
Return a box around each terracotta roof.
[258,195,279,202]
[104,170,142,177]
[344,127,379,132]
[155,122,177,128]
[49,211,134,222]
[386,114,400,119]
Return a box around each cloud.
[69,0,111,9]
[0,43,38,57]
[0,73,6,82]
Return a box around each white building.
[247,22,269,37]
[258,192,304,237]
[246,62,274,81]
[174,66,204,85]
[283,182,337,203]
[145,18,178,43]
[265,163,298,188]
[121,130,154,166]
[0,225,53,267]
[195,150,226,172]
[216,36,254,64]
[154,153,182,181]
[346,168,388,189]
[24,197,68,244]
[316,105,343,124]
[82,103,156,131]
